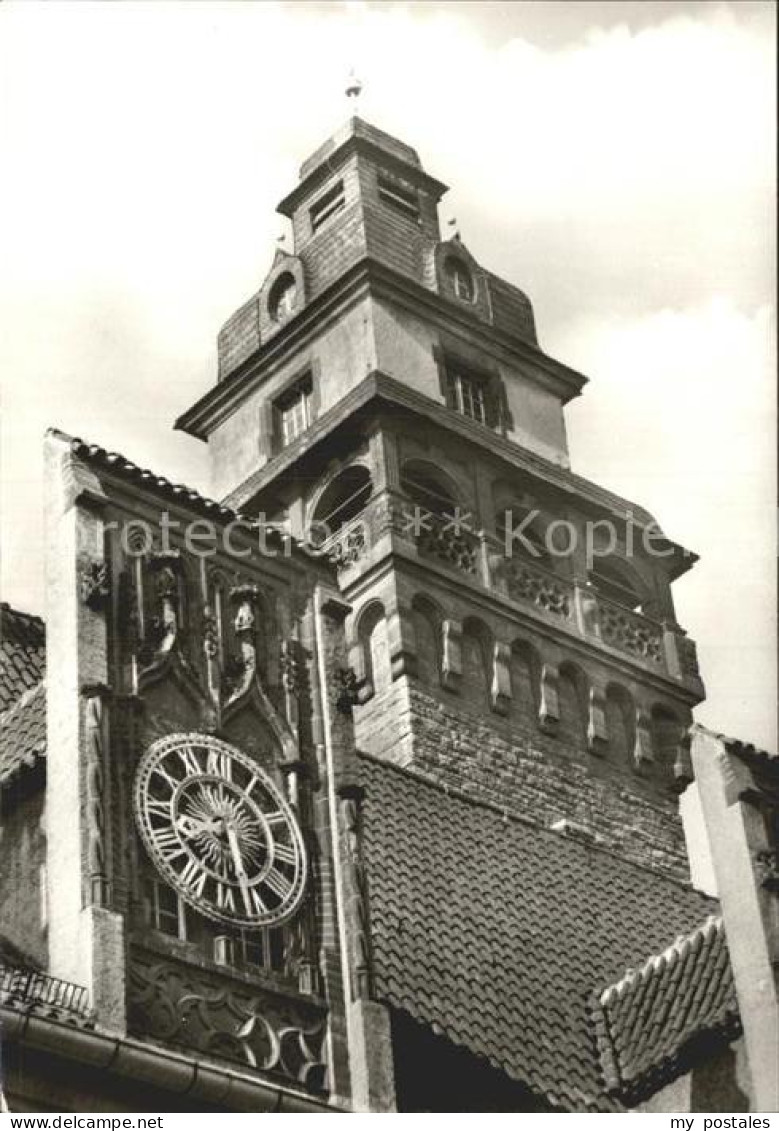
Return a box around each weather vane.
[345,68,362,103]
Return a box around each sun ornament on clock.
[134,733,307,928]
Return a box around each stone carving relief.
[128,951,327,1092]
[339,789,372,1000]
[599,600,662,664]
[416,516,478,576]
[80,559,110,611]
[500,559,572,619]
[83,684,110,907]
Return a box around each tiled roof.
[49,429,299,554]
[0,681,46,786]
[592,916,740,1104]
[0,603,45,712]
[0,603,47,787]
[359,753,734,1112]
[692,724,778,770]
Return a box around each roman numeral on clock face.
[155,827,184,856]
[216,883,236,912]
[263,868,292,901]
[206,749,232,780]
[178,746,202,777]
[273,842,298,867]
[179,857,207,897]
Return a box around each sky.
[0,1,775,749]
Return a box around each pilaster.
[44,432,126,1033]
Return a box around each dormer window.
[377,170,420,220]
[310,180,345,233]
[445,257,474,303]
[269,273,298,322]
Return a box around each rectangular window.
[224,929,286,974]
[310,181,345,232]
[146,878,186,940]
[275,376,313,448]
[377,170,420,220]
[445,366,488,425]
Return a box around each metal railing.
[0,963,90,1018]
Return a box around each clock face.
[134,733,307,929]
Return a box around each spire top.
[345,67,362,104]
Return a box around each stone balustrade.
[328,492,701,691]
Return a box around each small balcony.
[323,486,703,696]
[0,963,91,1021]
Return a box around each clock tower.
[178,115,705,884]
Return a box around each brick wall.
[353,674,689,884]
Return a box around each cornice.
[338,545,704,709]
[174,258,588,441]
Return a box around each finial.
[345,68,362,103]
[447,216,461,241]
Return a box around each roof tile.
[360,753,738,1111]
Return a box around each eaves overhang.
[0,1004,336,1112]
[174,258,588,443]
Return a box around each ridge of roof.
[0,602,45,631]
[0,602,46,715]
[0,680,47,787]
[598,914,723,1007]
[592,914,740,1103]
[691,722,777,765]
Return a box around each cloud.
[560,299,776,748]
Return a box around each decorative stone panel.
[128,949,327,1092]
[598,599,663,664]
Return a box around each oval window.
[269,273,298,322]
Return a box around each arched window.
[400,461,457,519]
[589,560,645,611]
[495,505,553,566]
[312,466,373,546]
[445,257,475,302]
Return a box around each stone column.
[44,432,126,1033]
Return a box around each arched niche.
[651,704,687,779]
[509,638,542,728]
[589,557,650,613]
[605,683,636,767]
[461,617,492,709]
[557,662,590,752]
[411,594,443,687]
[356,600,392,700]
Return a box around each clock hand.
[226,823,254,917]
[176,815,222,838]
